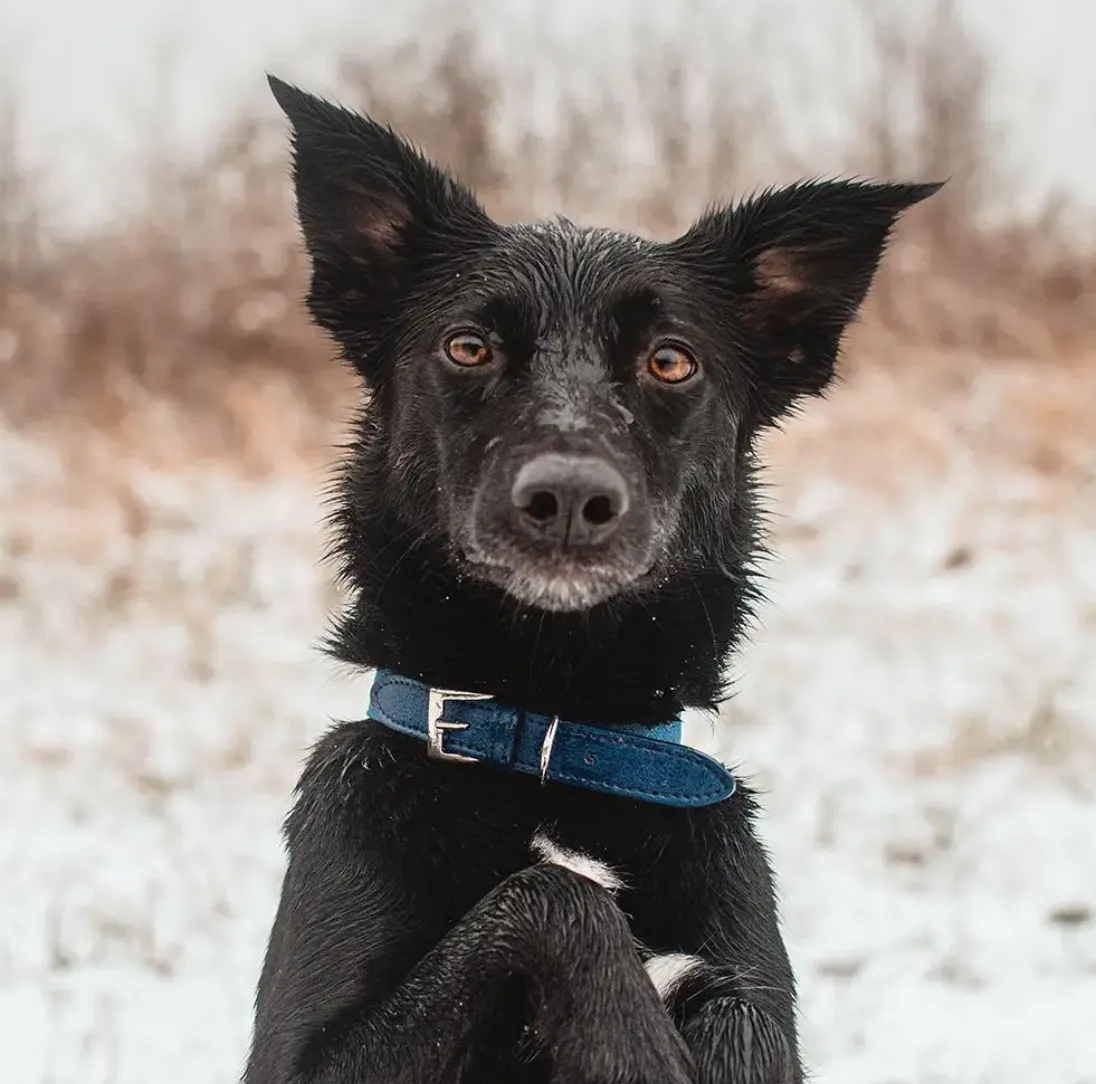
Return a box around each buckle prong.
[539,717,560,785]
[426,688,491,764]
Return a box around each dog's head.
[271,77,939,615]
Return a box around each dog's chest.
[379,754,718,952]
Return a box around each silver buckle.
[426,688,491,764]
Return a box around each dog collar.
[367,670,736,808]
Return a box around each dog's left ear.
[671,179,942,422]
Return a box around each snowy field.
[2,357,1094,1084]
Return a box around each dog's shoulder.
[297,718,394,788]
[284,720,406,840]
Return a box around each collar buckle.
[426,687,492,764]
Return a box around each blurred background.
[1,0,1093,1082]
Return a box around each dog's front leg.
[513,864,697,1084]
[252,861,695,1084]
[369,862,695,1084]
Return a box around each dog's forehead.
[507,218,647,254]
[483,219,660,326]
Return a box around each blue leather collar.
[368,670,736,808]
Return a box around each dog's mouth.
[459,545,653,613]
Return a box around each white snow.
[2,362,1094,1083]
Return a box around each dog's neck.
[329,505,759,727]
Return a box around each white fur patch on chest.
[644,952,707,1001]
[530,830,625,893]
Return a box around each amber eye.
[647,344,698,385]
[444,332,493,368]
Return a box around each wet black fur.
[245,75,940,1084]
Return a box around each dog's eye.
[444,333,493,368]
[646,345,698,385]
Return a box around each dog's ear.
[671,179,942,423]
[268,75,495,369]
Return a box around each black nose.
[511,454,630,547]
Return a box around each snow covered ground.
[2,358,1094,1084]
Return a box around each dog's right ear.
[268,75,495,363]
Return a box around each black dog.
[246,75,939,1084]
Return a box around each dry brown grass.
[0,2,1092,475]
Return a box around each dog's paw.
[682,998,797,1084]
[550,1044,694,1084]
[549,999,695,1084]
